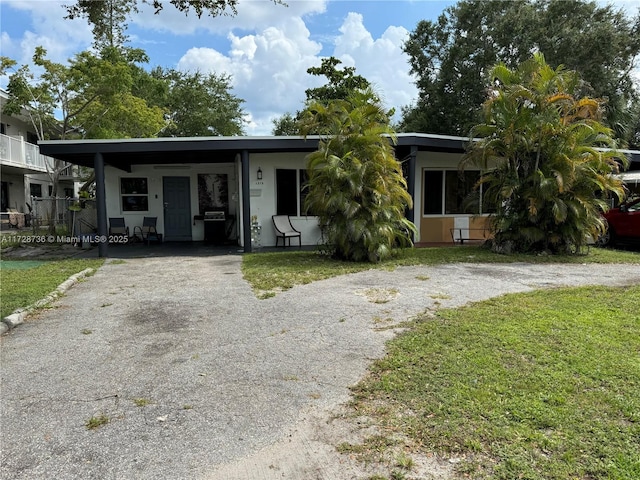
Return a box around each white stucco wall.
[103,151,321,247]
[105,162,239,242]
[248,152,321,248]
[2,116,32,139]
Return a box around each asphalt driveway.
[1,255,639,479]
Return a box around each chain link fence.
[30,197,97,236]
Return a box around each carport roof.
[37,133,470,171]
[38,133,640,171]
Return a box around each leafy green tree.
[65,0,285,21]
[271,57,372,135]
[271,112,298,136]
[305,57,371,104]
[300,88,416,262]
[153,69,244,136]
[1,47,165,229]
[78,93,165,138]
[402,0,640,145]
[65,0,132,49]
[64,0,286,59]
[463,53,628,254]
[2,47,161,140]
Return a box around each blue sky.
[1,0,457,134]
[1,0,639,135]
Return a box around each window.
[276,169,314,216]
[423,170,484,215]
[30,183,42,198]
[445,170,480,214]
[423,171,443,215]
[120,177,148,212]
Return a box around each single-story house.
[38,134,640,257]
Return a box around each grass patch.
[133,397,151,407]
[241,246,639,294]
[0,258,104,318]
[85,414,109,430]
[350,285,640,479]
[429,293,451,300]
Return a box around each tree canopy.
[464,53,628,254]
[151,68,245,137]
[271,57,373,135]
[402,0,640,146]
[64,0,285,22]
[1,47,164,141]
[64,0,286,51]
[304,57,371,104]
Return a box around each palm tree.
[464,53,628,254]
[300,88,416,262]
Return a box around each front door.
[163,177,192,241]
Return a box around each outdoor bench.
[450,227,490,244]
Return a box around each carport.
[38,136,321,257]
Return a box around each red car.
[600,196,640,247]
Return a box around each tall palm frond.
[464,53,628,253]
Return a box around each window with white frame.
[423,170,489,215]
[120,178,149,212]
[276,169,314,216]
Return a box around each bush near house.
[464,53,628,254]
[300,88,416,262]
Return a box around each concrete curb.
[1,268,95,335]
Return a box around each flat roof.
[38,133,640,170]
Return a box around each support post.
[94,152,108,258]
[407,145,417,224]
[241,149,252,253]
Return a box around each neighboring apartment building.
[0,89,76,219]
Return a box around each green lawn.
[242,246,640,294]
[0,259,104,318]
[347,285,640,479]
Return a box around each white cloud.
[174,9,419,134]
[132,0,327,36]
[0,1,92,66]
[177,15,323,134]
[333,12,417,121]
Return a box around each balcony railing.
[0,132,73,176]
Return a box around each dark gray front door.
[163,177,192,241]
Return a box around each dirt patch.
[208,404,457,480]
[356,287,400,304]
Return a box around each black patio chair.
[109,217,129,240]
[133,217,161,245]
